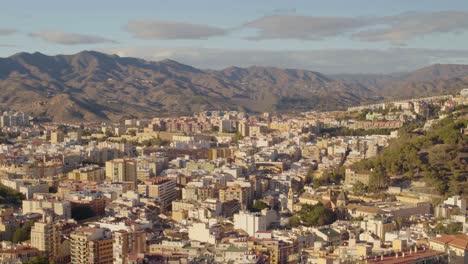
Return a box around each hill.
[334,64,468,100]
[0,51,467,122]
[351,107,468,197]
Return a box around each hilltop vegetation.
[352,107,468,196]
[0,183,24,205]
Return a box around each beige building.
[219,185,252,210]
[50,131,65,143]
[105,159,137,185]
[68,165,105,181]
[429,234,468,264]
[113,230,146,264]
[344,168,371,186]
[138,177,177,211]
[30,212,62,262]
[70,227,113,264]
[22,194,72,219]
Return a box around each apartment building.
[105,159,137,185]
[70,227,113,264]
[137,177,177,211]
[68,165,105,181]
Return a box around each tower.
[287,186,294,212]
[30,210,61,262]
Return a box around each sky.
[1,0,468,73]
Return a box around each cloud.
[244,15,372,40]
[353,11,468,45]
[243,11,468,45]
[29,31,116,45]
[104,46,468,74]
[0,28,16,36]
[124,19,227,40]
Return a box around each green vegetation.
[0,131,20,144]
[0,183,24,205]
[13,220,35,243]
[434,222,463,235]
[141,136,168,147]
[313,166,345,188]
[290,203,337,227]
[26,256,51,264]
[351,181,368,195]
[352,109,468,196]
[232,132,244,143]
[320,127,393,137]
[251,200,270,212]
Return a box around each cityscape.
[0,1,468,264]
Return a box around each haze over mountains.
[0,51,465,122]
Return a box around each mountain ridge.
[0,51,465,122]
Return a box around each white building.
[188,222,220,244]
[233,209,278,236]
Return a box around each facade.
[344,168,371,186]
[219,185,252,210]
[234,210,278,236]
[105,159,137,185]
[30,213,62,262]
[70,227,113,264]
[68,165,106,181]
[113,230,146,264]
[22,195,72,219]
[51,131,65,143]
[137,177,177,211]
[429,234,468,264]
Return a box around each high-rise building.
[70,227,113,264]
[30,211,61,263]
[137,177,177,211]
[68,165,105,181]
[234,210,278,237]
[50,131,65,143]
[238,121,250,137]
[105,159,137,185]
[113,230,146,264]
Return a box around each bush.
[293,203,337,227]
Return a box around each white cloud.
[0,28,16,36]
[29,31,116,45]
[124,19,227,40]
[104,46,468,74]
[243,11,468,45]
[353,11,468,45]
[244,15,372,40]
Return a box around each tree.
[232,132,244,143]
[368,163,389,193]
[0,183,24,205]
[352,181,367,196]
[251,200,270,212]
[296,203,337,227]
[289,215,301,227]
[26,256,50,264]
[13,220,35,243]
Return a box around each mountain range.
[0,51,466,122]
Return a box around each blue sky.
[1,0,468,73]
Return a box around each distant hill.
[0,51,466,122]
[333,64,468,100]
[351,108,468,196]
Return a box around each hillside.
[0,51,376,122]
[334,64,468,100]
[351,107,468,197]
[0,51,467,122]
